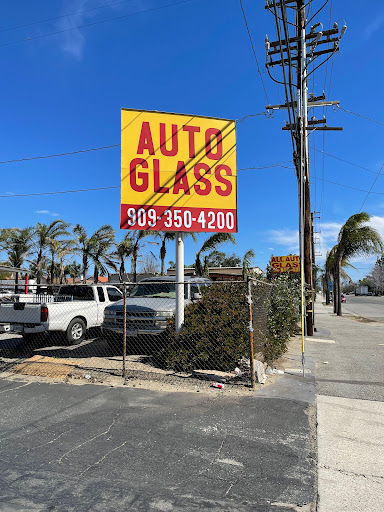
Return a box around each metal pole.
[122,285,127,381]
[175,232,184,333]
[297,0,306,376]
[247,277,256,389]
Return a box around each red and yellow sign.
[270,255,300,273]
[121,109,237,232]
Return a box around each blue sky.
[1,0,384,278]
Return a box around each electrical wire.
[238,0,270,104]
[270,0,297,158]
[307,0,329,25]
[0,144,120,164]
[0,187,119,198]
[336,106,384,127]
[359,163,384,212]
[2,165,384,199]
[306,48,338,80]
[0,0,196,47]
[310,147,378,175]
[0,0,137,33]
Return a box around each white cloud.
[57,0,88,59]
[364,13,384,40]
[35,210,59,217]
[268,247,274,251]
[268,229,299,253]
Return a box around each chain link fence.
[0,279,275,388]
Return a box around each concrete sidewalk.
[308,299,384,512]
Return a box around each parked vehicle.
[355,286,368,296]
[341,294,346,303]
[102,276,210,340]
[0,284,123,344]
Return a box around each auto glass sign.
[270,255,300,273]
[121,109,237,233]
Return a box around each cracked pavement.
[0,377,316,511]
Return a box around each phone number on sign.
[122,206,237,232]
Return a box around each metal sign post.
[175,233,184,333]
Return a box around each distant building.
[166,266,263,281]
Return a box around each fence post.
[122,285,127,382]
[247,277,256,389]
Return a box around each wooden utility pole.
[265,0,345,337]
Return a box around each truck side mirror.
[192,292,202,300]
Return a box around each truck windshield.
[130,282,191,299]
[130,283,176,299]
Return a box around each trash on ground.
[84,374,91,380]
[211,382,225,389]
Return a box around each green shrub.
[154,282,249,372]
[265,273,300,363]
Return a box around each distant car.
[341,294,346,303]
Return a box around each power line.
[238,0,270,104]
[2,164,384,199]
[359,163,384,212]
[311,147,378,175]
[307,0,329,25]
[0,111,271,164]
[0,144,120,164]
[0,0,137,33]
[0,187,119,198]
[0,0,196,47]
[336,106,384,127]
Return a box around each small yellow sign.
[270,255,300,273]
[121,109,237,232]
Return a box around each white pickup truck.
[0,284,123,344]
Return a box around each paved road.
[342,295,384,322]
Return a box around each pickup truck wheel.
[66,318,86,345]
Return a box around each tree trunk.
[82,255,87,284]
[94,265,99,284]
[325,271,330,305]
[160,242,166,276]
[50,250,55,286]
[336,261,342,316]
[15,272,19,294]
[36,250,42,285]
[332,271,337,314]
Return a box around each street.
[342,295,384,322]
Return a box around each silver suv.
[102,276,210,338]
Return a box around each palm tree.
[65,262,82,282]
[92,239,117,283]
[73,224,115,283]
[110,233,133,282]
[242,249,255,280]
[126,230,155,282]
[334,212,383,315]
[152,232,198,275]
[195,233,236,277]
[1,227,34,292]
[54,240,77,284]
[33,220,70,285]
[325,247,355,312]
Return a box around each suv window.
[107,287,123,302]
[97,287,105,302]
[190,284,199,298]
